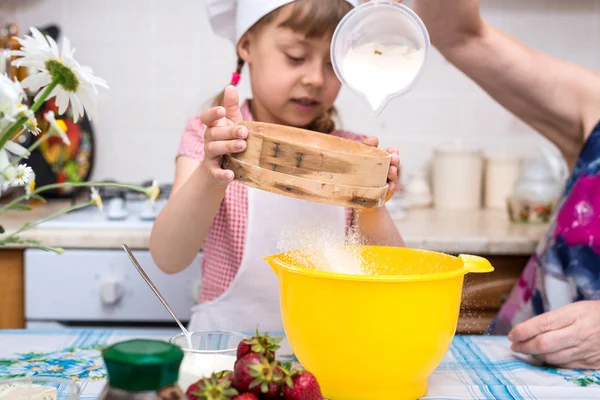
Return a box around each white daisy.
[0,141,30,191]
[16,106,41,136]
[145,180,160,204]
[0,148,9,169]
[8,164,34,187]
[0,73,25,119]
[25,172,36,199]
[90,187,103,213]
[44,110,71,146]
[10,27,108,122]
[0,149,14,191]
[3,140,30,159]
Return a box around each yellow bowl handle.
[458,254,494,274]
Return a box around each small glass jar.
[169,330,246,392]
[99,339,185,400]
[507,160,562,223]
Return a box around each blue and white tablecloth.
[0,330,599,399]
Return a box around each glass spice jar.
[99,339,186,400]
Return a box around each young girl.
[150,0,404,333]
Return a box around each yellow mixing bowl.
[264,246,494,400]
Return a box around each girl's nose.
[302,62,325,87]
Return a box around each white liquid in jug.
[342,42,425,112]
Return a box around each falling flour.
[342,41,426,112]
[277,224,368,275]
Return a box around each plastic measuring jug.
[331,1,431,115]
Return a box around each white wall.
[2,0,599,184]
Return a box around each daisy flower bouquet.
[0,27,157,253]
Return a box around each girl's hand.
[363,136,400,202]
[199,85,246,184]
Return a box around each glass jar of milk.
[169,330,246,392]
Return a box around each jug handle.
[458,254,494,274]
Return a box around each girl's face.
[238,3,342,129]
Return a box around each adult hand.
[509,300,600,369]
[365,0,483,51]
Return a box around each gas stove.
[38,180,172,229]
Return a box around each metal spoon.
[122,243,193,348]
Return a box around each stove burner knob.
[106,198,128,221]
[139,200,158,221]
[100,279,123,306]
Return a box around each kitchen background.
[1,0,595,185]
[0,0,595,333]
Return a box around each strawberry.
[233,353,287,398]
[236,341,253,360]
[232,353,263,395]
[233,394,259,400]
[273,363,293,388]
[215,371,233,385]
[186,376,218,400]
[260,361,296,399]
[186,372,239,400]
[261,382,283,400]
[282,370,322,400]
[186,380,204,400]
[237,329,283,361]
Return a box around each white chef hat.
[205,0,361,46]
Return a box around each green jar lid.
[102,339,184,392]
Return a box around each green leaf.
[0,237,21,245]
[22,239,42,245]
[7,204,32,211]
[0,225,4,234]
[33,245,64,254]
[29,194,47,203]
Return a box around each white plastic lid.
[521,160,556,182]
[434,138,481,155]
[331,1,430,115]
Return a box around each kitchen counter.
[1,200,544,331]
[1,200,548,255]
[1,200,152,250]
[1,329,599,399]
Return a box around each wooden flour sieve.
[222,121,391,209]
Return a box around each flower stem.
[0,200,93,244]
[0,181,149,216]
[7,131,54,171]
[30,79,60,113]
[10,127,25,141]
[0,116,27,150]
[0,78,60,152]
[4,237,64,254]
